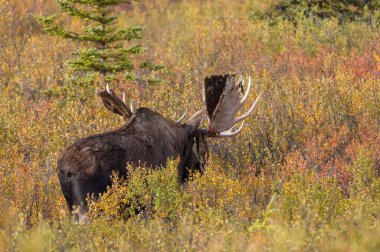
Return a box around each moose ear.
[186,109,204,128]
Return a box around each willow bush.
[0,0,379,251]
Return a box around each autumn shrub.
[250,0,380,25]
[0,0,379,251]
[88,159,190,221]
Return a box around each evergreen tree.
[38,0,152,85]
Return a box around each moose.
[58,74,261,221]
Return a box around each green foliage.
[38,0,150,83]
[251,0,380,25]
[89,159,190,221]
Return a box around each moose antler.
[97,84,133,120]
[172,111,187,123]
[203,74,261,137]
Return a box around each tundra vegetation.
[0,0,379,251]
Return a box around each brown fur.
[58,108,201,218]
[57,73,256,220]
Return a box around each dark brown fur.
[58,73,258,220]
[58,108,202,218]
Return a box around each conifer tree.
[38,0,148,85]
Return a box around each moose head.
[57,74,261,220]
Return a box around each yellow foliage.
[0,0,379,250]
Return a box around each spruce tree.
[38,0,148,85]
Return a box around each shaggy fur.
[58,108,202,218]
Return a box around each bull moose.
[58,74,261,221]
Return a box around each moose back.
[58,74,261,220]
